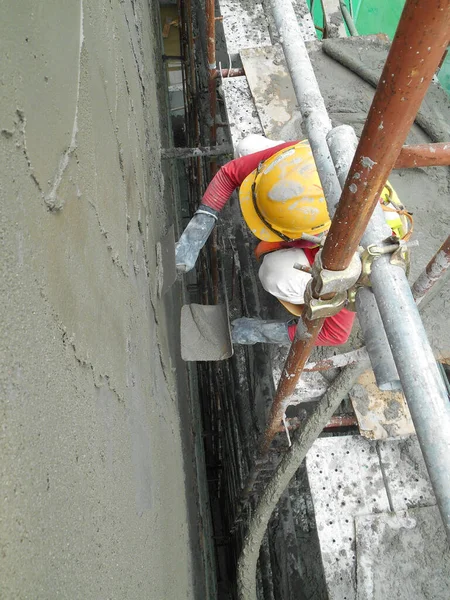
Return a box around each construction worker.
[175,134,408,346]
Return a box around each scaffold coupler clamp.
[346,237,418,310]
[303,249,362,320]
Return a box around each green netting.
[306,0,450,96]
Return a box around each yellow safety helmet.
[239,141,330,242]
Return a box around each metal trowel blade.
[157,225,177,297]
[181,303,233,361]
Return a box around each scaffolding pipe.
[322,0,450,269]
[237,360,369,600]
[327,125,401,392]
[324,0,450,539]
[256,0,352,458]
[339,0,358,36]
[395,143,450,169]
[256,0,398,458]
[269,0,342,215]
[371,260,450,537]
[412,235,450,305]
[243,0,450,528]
[356,287,401,391]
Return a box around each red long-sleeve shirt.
[201,142,355,346]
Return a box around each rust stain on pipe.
[395,143,450,169]
[322,0,450,271]
[276,414,358,432]
[260,314,325,455]
[412,235,450,305]
[211,67,245,79]
[324,414,358,429]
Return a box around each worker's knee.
[258,248,311,304]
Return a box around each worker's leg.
[258,248,311,303]
[234,134,285,158]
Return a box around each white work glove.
[175,206,218,273]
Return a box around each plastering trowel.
[156,225,177,297]
[157,225,233,361]
[180,303,233,361]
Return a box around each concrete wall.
[0,1,211,598]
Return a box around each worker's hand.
[175,207,218,273]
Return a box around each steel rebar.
[161,144,233,159]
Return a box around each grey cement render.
[0,2,214,599]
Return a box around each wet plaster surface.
[0,2,212,599]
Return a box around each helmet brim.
[239,169,288,242]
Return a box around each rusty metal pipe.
[394,143,450,169]
[412,235,450,305]
[322,1,450,271]
[275,413,358,432]
[211,67,245,79]
[261,0,450,455]
[260,315,325,455]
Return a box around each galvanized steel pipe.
[371,259,450,537]
[269,0,342,215]
[327,125,401,392]
[324,0,450,539]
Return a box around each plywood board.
[221,76,264,148]
[307,436,390,600]
[240,45,304,141]
[355,507,450,600]
[349,370,415,440]
[377,436,436,511]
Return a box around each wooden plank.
[240,45,304,140]
[307,436,390,600]
[355,507,450,600]
[349,370,415,440]
[377,436,436,511]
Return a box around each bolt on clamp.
[303,281,348,320]
[346,237,418,310]
[310,249,362,296]
[357,237,418,288]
